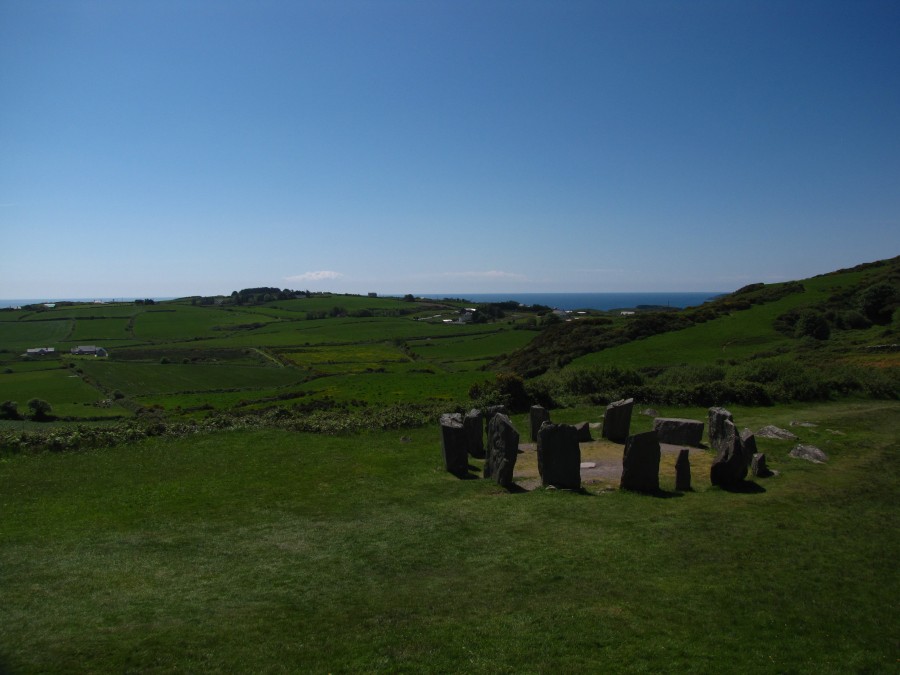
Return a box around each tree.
[857,282,898,325]
[27,398,52,421]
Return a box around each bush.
[0,400,21,420]
[27,398,53,421]
[794,309,831,340]
[653,364,726,387]
[857,282,898,325]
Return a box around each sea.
[418,292,725,311]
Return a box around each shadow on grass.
[621,487,685,499]
[717,480,767,494]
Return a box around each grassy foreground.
[1,401,897,673]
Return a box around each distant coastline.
[0,297,176,309]
[417,292,725,311]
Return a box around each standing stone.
[464,408,485,459]
[710,420,748,487]
[619,430,661,493]
[439,413,468,476]
[751,453,774,478]
[529,405,551,442]
[574,421,593,442]
[484,405,507,435]
[602,398,634,443]
[740,429,758,470]
[484,413,519,488]
[708,407,734,453]
[537,423,581,490]
[653,418,705,447]
[675,448,692,491]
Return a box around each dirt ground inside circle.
[511,439,715,492]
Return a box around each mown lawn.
[1,401,896,673]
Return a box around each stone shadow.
[717,480,767,494]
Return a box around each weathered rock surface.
[653,418,704,447]
[602,398,634,443]
[537,423,581,490]
[755,425,799,441]
[710,420,748,487]
[574,421,593,442]
[439,413,468,476]
[751,453,774,477]
[789,444,829,463]
[620,430,661,493]
[464,408,485,459]
[484,413,520,488]
[529,405,551,442]
[484,405,507,434]
[708,407,734,454]
[675,448,692,491]
[741,429,758,469]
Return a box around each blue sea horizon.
[417,292,725,311]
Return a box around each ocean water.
[418,292,724,311]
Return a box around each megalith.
[484,413,519,488]
[602,398,634,443]
[653,418,705,447]
[709,419,748,487]
[484,405,507,435]
[740,429,758,470]
[708,407,735,453]
[439,413,468,476]
[675,448,692,491]
[537,423,581,490]
[751,453,774,478]
[464,408,485,459]
[619,430,661,493]
[529,405,551,442]
[574,421,593,442]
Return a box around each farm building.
[25,347,55,356]
[70,345,108,357]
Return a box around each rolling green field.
[1,401,897,672]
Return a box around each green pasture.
[1,401,896,672]
[67,317,132,342]
[0,360,65,373]
[173,317,504,349]
[132,306,283,341]
[409,330,536,365]
[132,387,314,413]
[51,304,143,318]
[282,343,411,372]
[77,361,310,397]
[0,319,73,351]
[297,368,488,405]
[0,368,115,418]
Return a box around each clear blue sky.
[2,0,898,298]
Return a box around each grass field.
[0,368,119,418]
[1,400,896,672]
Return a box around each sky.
[1,0,899,299]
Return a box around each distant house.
[25,347,55,356]
[368,292,378,298]
[620,311,635,316]
[71,345,108,357]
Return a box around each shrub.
[856,282,898,325]
[794,309,831,340]
[0,400,21,420]
[27,398,53,421]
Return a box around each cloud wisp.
[285,271,344,283]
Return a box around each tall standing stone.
[484,413,519,488]
[529,405,551,442]
[484,405,507,435]
[675,448,692,491]
[619,430,661,493]
[439,413,468,476]
[537,423,581,490]
[710,420,748,487]
[708,407,734,453]
[464,408,485,459]
[602,398,634,443]
[740,429,758,470]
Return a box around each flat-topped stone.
[653,418,704,447]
